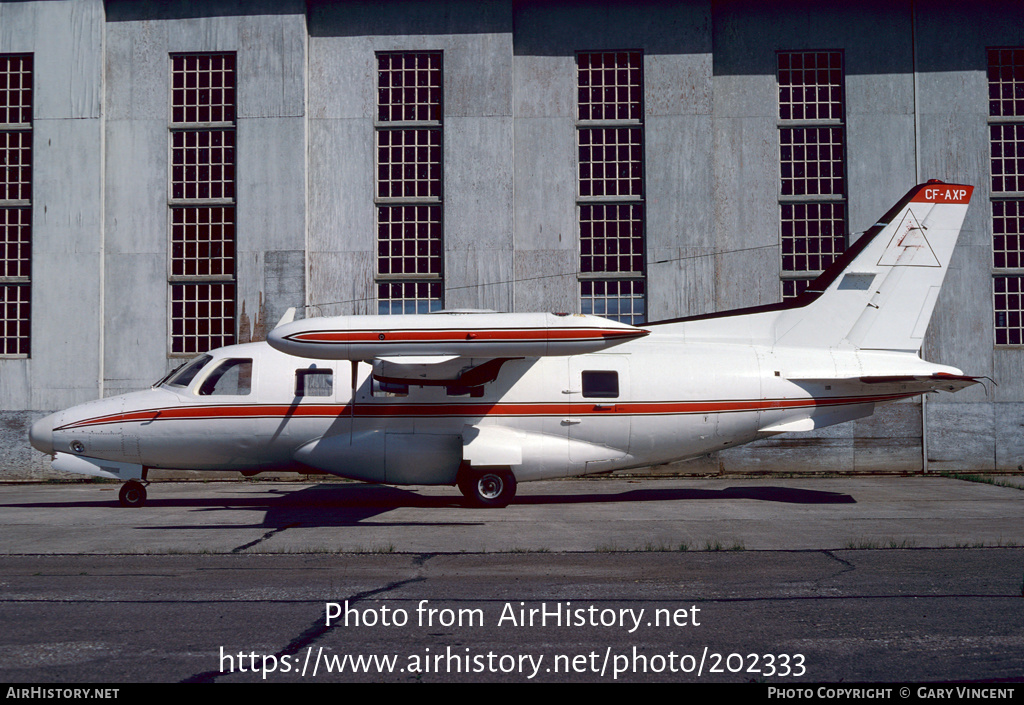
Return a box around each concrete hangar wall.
[1,0,1021,478]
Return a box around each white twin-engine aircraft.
[30,181,981,508]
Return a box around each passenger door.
[566,355,631,466]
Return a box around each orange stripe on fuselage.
[54,392,915,431]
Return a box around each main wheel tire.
[118,480,147,508]
[458,468,517,508]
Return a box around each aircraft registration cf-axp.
[30,181,980,508]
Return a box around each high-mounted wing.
[267,311,649,360]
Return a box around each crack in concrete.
[230,522,301,553]
[181,557,433,683]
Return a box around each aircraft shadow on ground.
[3,483,854,529]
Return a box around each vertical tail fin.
[774,181,974,351]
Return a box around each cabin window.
[198,358,252,396]
[295,369,333,397]
[582,370,618,398]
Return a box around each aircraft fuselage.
[29,332,955,487]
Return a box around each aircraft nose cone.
[29,414,55,455]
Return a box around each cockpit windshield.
[160,354,213,388]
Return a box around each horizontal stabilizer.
[787,373,982,395]
[858,373,982,394]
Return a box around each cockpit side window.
[198,358,253,396]
[582,370,619,398]
[164,354,213,388]
[295,369,333,397]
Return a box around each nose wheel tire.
[118,480,147,508]
[458,468,517,508]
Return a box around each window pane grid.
[0,55,32,126]
[171,283,236,354]
[778,51,844,122]
[782,279,813,300]
[171,206,235,277]
[376,52,444,314]
[0,207,30,278]
[778,51,846,303]
[578,127,643,198]
[994,276,1024,346]
[988,48,1024,119]
[992,200,1024,268]
[781,202,846,272]
[171,53,236,124]
[580,279,645,325]
[0,130,31,202]
[169,52,236,354]
[1,54,30,356]
[377,52,442,123]
[577,51,642,122]
[0,282,29,355]
[577,51,645,318]
[780,127,845,197]
[377,281,443,315]
[580,203,643,274]
[989,123,1024,193]
[377,205,442,276]
[171,129,235,201]
[990,50,1024,347]
[376,128,442,200]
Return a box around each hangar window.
[576,51,645,324]
[170,282,236,355]
[169,53,237,356]
[171,206,235,277]
[377,204,442,279]
[376,52,444,315]
[0,54,32,357]
[582,370,619,399]
[989,49,1024,346]
[580,279,644,323]
[777,51,847,300]
[296,369,333,397]
[994,276,1024,346]
[377,280,443,315]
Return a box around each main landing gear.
[118,479,148,508]
[457,466,517,508]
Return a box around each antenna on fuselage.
[274,307,297,329]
